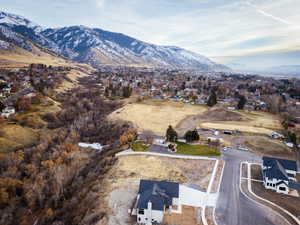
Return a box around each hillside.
[0,11,230,71]
[0,23,71,68]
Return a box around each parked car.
[238,146,250,151]
[222,146,231,151]
[224,130,233,135]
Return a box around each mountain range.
[0,11,230,71]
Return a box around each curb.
[116,150,217,161]
[248,162,300,225]
[240,162,291,225]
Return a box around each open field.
[244,137,295,159]
[0,124,38,153]
[0,44,69,68]
[109,99,208,135]
[179,107,282,135]
[108,155,215,189]
[200,122,275,134]
[55,68,91,93]
[110,100,282,136]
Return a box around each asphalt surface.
[215,149,289,225]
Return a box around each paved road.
[215,149,289,225]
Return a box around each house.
[262,157,300,194]
[1,106,15,118]
[132,180,180,225]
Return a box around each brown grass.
[245,137,295,159]
[0,124,38,152]
[197,109,282,135]
[163,206,202,225]
[109,155,215,191]
[109,99,208,135]
[55,69,91,93]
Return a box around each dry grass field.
[198,109,282,135]
[55,69,91,93]
[109,99,208,135]
[110,100,282,136]
[0,124,38,153]
[109,155,215,190]
[245,137,295,159]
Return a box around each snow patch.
[0,40,10,49]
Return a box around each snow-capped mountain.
[0,11,230,71]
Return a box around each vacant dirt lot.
[104,155,216,225]
[245,137,295,159]
[109,155,215,190]
[200,122,275,134]
[181,108,281,135]
[109,99,208,135]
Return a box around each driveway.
[179,185,217,208]
[148,144,171,154]
[215,149,289,225]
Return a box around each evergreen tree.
[207,90,217,107]
[0,101,5,112]
[184,129,200,142]
[166,125,178,142]
[122,86,132,98]
[237,95,247,110]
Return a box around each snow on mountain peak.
[0,11,42,32]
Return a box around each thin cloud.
[96,0,105,8]
[246,1,292,25]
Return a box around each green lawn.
[175,141,221,156]
[132,141,150,152]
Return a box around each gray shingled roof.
[289,181,300,190]
[263,157,297,171]
[137,180,179,211]
[263,160,289,181]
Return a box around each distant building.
[262,157,300,194]
[1,106,15,118]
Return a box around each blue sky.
[1,0,300,69]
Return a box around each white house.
[262,157,300,194]
[132,180,180,225]
[1,106,15,118]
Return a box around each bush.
[184,130,200,142]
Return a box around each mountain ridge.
[0,10,230,71]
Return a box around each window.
[138,209,144,215]
[138,217,141,222]
[279,187,286,191]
